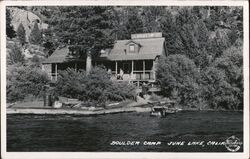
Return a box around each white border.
[1,1,249,159]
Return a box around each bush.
[55,68,87,99]
[7,64,49,102]
[201,42,243,110]
[7,43,25,65]
[55,66,136,107]
[156,54,200,108]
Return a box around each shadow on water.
[7,111,243,152]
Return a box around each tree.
[42,27,58,56]
[201,40,243,110]
[125,7,144,36]
[7,43,25,65]
[48,6,115,72]
[156,55,200,108]
[6,8,16,39]
[141,6,165,33]
[29,22,42,45]
[16,23,26,45]
[160,10,179,55]
[55,67,136,107]
[7,64,49,102]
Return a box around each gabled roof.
[43,34,166,64]
[42,47,69,64]
[97,37,165,61]
[125,40,142,46]
[42,46,84,64]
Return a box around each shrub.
[156,54,200,108]
[107,81,136,101]
[7,64,49,102]
[55,68,87,99]
[55,66,136,107]
[7,43,25,65]
[201,42,243,110]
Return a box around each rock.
[8,7,48,42]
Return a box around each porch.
[99,59,156,82]
[43,61,86,81]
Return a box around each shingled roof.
[97,37,166,61]
[42,46,69,64]
[42,46,85,64]
[43,33,166,64]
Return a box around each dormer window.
[129,44,135,53]
[125,40,142,53]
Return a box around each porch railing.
[48,73,58,81]
[111,70,155,81]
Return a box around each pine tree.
[160,10,179,55]
[125,7,144,35]
[29,22,42,45]
[6,8,16,39]
[141,6,165,33]
[48,6,115,72]
[16,23,26,45]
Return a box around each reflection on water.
[7,111,243,152]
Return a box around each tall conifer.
[6,8,16,39]
[29,22,42,45]
[16,23,26,45]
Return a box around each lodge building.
[42,32,167,87]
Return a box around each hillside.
[7,7,49,65]
[8,7,48,41]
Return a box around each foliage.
[201,41,243,110]
[7,43,25,65]
[42,28,58,56]
[125,7,144,36]
[47,6,115,59]
[30,55,43,67]
[156,55,200,108]
[7,64,49,102]
[29,22,42,45]
[141,6,165,33]
[6,8,16,39]
[8,6,243,110]
[55,68,87,100]
[16,23,26,45]
[55,67,136,107]
[160,10,179,55]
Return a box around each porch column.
[86,53,92,74]
[143,60,145,80]
[75,63,77,71]
[115,61,118,74]
[131,60,134,75]
[152,60,156,80]
[55,63,58,81]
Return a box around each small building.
[42,46,86,81]
[42,32,167,86]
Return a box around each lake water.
[7,111,243,152]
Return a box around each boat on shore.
[149,101,180,117]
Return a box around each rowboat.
[148,101,179,117]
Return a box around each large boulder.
[8,7,48,42]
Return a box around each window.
[129,44,135,53]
